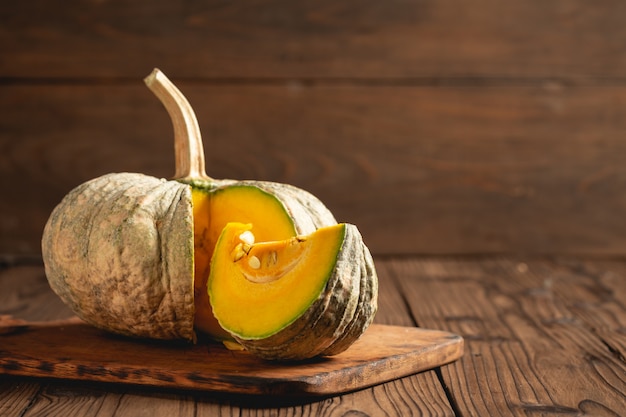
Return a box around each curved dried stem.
[144,68,212,181]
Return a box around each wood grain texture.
[387,258,626,416]
[3,258,625,415]
[4,2,626,257]
[4,83,626,256]
[2,0,626,79]
[0,380,40,417]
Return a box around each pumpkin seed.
[248,255,261,269]
[232,243,246,262]
[239,231,255,245]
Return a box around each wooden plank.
[0,321,463,396]
[6,380,455,417]
[9,258,624,415]
[388,258,626,416]
[365,260,457,417]
[0,379,41,417]
[3,1,626,79]
[1,383,126,417]
[4,83,626,257]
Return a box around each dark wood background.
[3,1,626,259]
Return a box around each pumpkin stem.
[144,68,212,181]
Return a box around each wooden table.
[1,257,625,416]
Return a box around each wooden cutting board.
[0,317,463,396]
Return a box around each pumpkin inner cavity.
[234,232,308,284]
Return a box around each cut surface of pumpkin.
[191,185,297,338]
[208,222,346,340]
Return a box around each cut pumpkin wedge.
[208,222,346,340]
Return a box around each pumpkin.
[209,222,378,360]
[41,69,378,359]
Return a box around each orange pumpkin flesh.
[191,186,297,338]
[208,222,345,339]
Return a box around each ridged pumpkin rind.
[230,224,378,360]
[42,172,196,341]
[320,235,379,356]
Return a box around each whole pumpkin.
[41,69,378,360]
